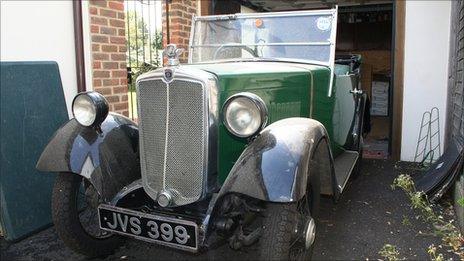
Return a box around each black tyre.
[52,173,124,258]
[258,199,317,261]
[258,140,323,261]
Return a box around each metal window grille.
[125,0,163,120]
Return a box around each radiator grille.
[137,79,206,206]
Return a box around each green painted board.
[0,62,68,241]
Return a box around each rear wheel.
[52,173,124,258]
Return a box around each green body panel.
[187,62,344,183]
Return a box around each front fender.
[36,113,140,201]
[218,117,335,203]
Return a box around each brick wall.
[162,0,197,62]
[89,0,128,116]
[447,0,464,234]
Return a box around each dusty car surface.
[37,8,369,260]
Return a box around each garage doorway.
[336,3,394,159]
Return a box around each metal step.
[334,150,359,193]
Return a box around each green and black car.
[37,8,369,260]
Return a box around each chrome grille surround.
[136,67,218,207]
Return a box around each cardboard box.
[371,81,389,116]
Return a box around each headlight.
[72,92,109,127]
[223,92,268,138]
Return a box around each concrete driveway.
[1,160,455,260]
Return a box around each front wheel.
[258,197,317,260]
[51,173,124,258]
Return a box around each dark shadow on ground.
[0,160,455,260]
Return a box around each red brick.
[171,10,183,17]
[91,16,107,26]
[89,6,98,15]
[93,79,102,87]
[118,45,127,52]
[113,85,127,93]
[90,0,107,8]
[111,53,126,61]
[90,25,99,33]
[106,95,120,103]
[95,87,112,95]
[101,45,117,52]
[103,62,119,69]
[100,9,117,18]
[174,30,188,38]
[110,36,125,44]
[100,26,117,35]
[118,28,125,36]
[170,24,182,31]
[92,35,108,43]
[119,62,127,69]
[121,110,129,117]
[171,18,187,24]
[120,78,128,85]
[171,3,186,11]
[92,43,100,52]
[93,53,109,61]
[93,61,101,69]
[182,12,193,19]
[108,1,124,11]
[114,102,128,111]
[117,12,125,20]
[121,94,128,101]
[113,72,127,79]
[109,19,125,28]
[94,70,110,78]
[102,78,120,86]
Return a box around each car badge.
[163,44,184,67]
[164,68,173,81]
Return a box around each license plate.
[98,205,198,252]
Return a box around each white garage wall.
[401,1,452,161]
[1,1,79,117]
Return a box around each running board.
[334,151,359,193]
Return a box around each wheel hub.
[304,218,316,249]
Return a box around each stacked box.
[371,81,389,116]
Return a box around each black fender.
[36,113,140,202]
[217,117,337,203]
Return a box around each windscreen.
[190,10,337,64]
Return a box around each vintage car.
[37,8,369,260]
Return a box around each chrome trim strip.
[98,204,199,252]
[162,82,170,189]
[191,42,331,47]
[327,6,338,97]
[194,9,336,21]
[192,57,330,67]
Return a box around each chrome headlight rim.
[222,92,268,138]
[72,91,109,127]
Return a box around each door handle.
[350,89,364,95]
